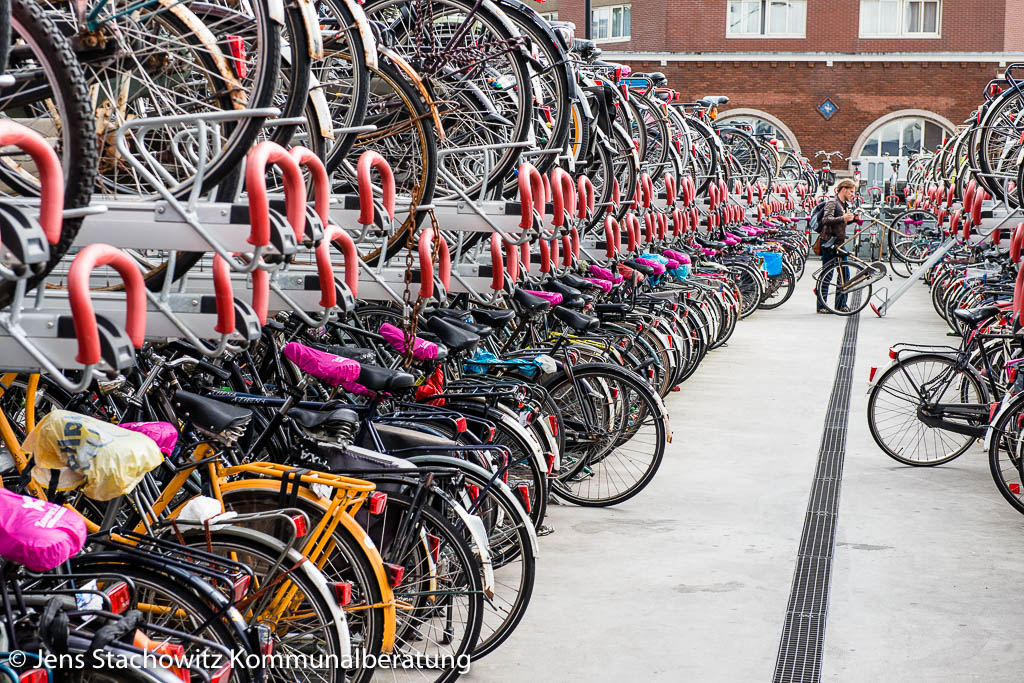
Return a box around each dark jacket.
[820,198,849,244]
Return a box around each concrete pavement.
[467,274,1024,682]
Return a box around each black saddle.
[560,272,597,292]
[543,280,585,308]
[623,259,656,277]
[513,288,553,314]
[553,306,600,333]
[595,302,632,316]
[173,390,252,435]
[951,306,1001,329]
[469,307,516,328]
[289,407,359,431]
[424,316,481,352]
[356,364,416,392]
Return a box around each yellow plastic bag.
[24,410,164,501]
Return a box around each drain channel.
[772,298,861,683]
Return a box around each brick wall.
[548,0,1007,52]
[620,59,998,169]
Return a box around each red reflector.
[611,388,619,398]
[226,36,248,80]
[647,368,655,380]
[868,367,877,382]
[487,426,496,442]
[368,491,387,515]
[546,453,556,474]
[107,581,131,614]
[385,563,405,587]
[990,403,1000,420]
[20,671,47,683]
[427,533,441,563]
[291,514,307,537]
[1009,367,1018,383]
[232,574,251,604]
[333,581,352,606]
[548,414,559,436]
[1011,483,1021,494]
[889,347,897,359]
[455,417,467,433]
[210,664,232,683]
[467,484,480,501]
[516,485,532,514]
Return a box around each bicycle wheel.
[316,0,371,165]
[730,263,764,318]
[0,0,98,308]
[988,393,1024,515]
[359,492,484,681]
[867,353,985,466]
[542,362,668,506]
[815,262,871,316]
[759,260,797,310]
[178,527,349,683]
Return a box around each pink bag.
[283,342,371,396]
[0,487,87,571]
[378,323,438,361]
[120,422,178,456]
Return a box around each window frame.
[859,0,941,39]
[726,0,807,39]
[591,4,631,43]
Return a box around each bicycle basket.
[756,252,783,277]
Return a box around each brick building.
[526,0,1024,184]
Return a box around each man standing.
[817,178,858,314]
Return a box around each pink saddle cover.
[634,257,666,274]
[585,277,613,293]
[283,342,371,396]
[523,290,563,306]
[379,323,438,361]
[588,265,624,284]
[0,487,86,571]
[120,422,178,456]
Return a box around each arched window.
[717,109,799,152]
[853,111,954,188]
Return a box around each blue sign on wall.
[818,98,838,120]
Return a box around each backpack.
[808,200,829,233]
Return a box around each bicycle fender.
[334,0,379,69]
[307,72,335,140]
[295,0,323,59]
[985,387,1024,451]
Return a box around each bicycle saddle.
[542,280,585,308]
[560,272,598,291]
[354,364,416,392]
[0,487,86,572]
[552,306,600,333]
[424,315,481,352]
[435,314,494,339]
[513,287,553,313]
[313,343,376,366]
[289,407,359,431]
[595,302,632,316]
[469,307,516,327]
[173,390,253,435]
[951,305,1001,328]
[623,259,657,277]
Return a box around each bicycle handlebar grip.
[490,234,504,290]
[0,121,64,245]
[665,173,676,207]
[289,147,330,230]
[211,254,237,335]
[357,151,396,226]
[68,244,145,365]
[550,167,575,227]
[604,216,619,258]
[518,163,545,230]
[247,141,306,244]
[577,176,595,218]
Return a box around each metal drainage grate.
[773,295,861,683]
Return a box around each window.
[856,115,950,186]
[717,114,797,150]
[860,0,940,37]
[592,4,630,42]
[727,0,806,37]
